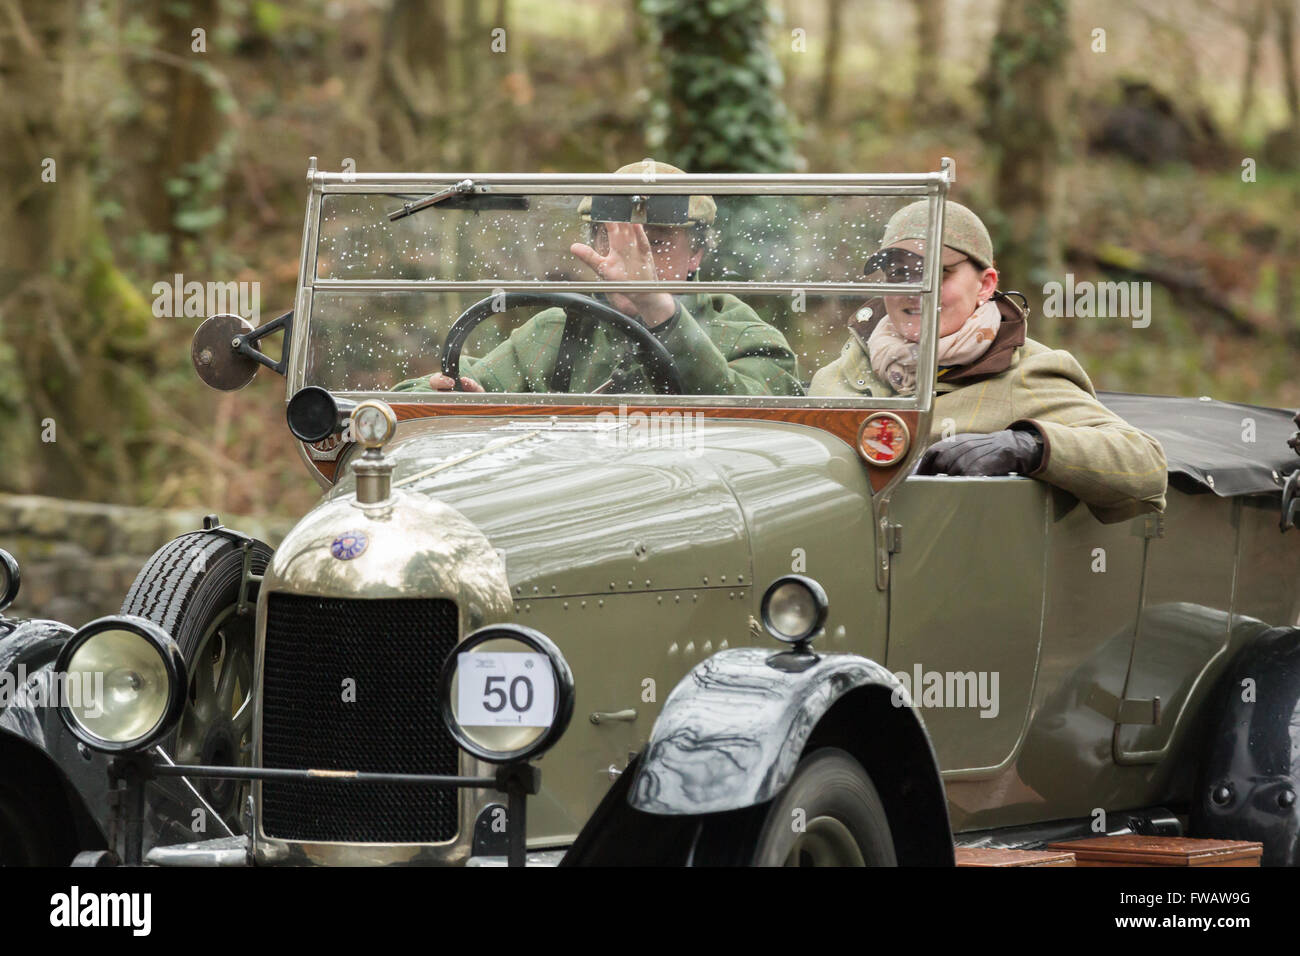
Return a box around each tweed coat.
[809,297,1168,524]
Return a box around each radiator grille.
[260,594,461,843]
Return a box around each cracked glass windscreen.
[305,191,935,397]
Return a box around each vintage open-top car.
[3,159,1300,867]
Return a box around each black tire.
[690,747,897,867]
[122,530,272,834]
[0,741,81,866]
[0,776,73,866]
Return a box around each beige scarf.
[866,300,1002,396]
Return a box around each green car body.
[6,163,1300,867]
[290,406,1299,857]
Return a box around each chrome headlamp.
[760,575,829,645]
[55,615,187,753]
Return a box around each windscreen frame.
[287,163,953,412]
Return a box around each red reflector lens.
[857,413,910,465]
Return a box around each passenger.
[394,160,801,397]
[810,200,1168,524]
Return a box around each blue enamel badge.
[331,532,368,560]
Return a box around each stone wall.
[0,494,295,627]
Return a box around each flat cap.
[577,159,716,226]
[873,199,994,269]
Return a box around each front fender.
[0,618,112,849]
[1,618,213,857]
[630,647,935,815]
[1,618,81,754]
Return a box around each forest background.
[2,0,1298,517]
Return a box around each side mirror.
[191,311,293,390]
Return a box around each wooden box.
[955,847,1076,867]
[1046,835,1262,867]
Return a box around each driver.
[392,160,801,396]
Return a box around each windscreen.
[305,189,939,399]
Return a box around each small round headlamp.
[760,575,829,645]
[54,616,187,753]
[352,400,397,450]
[440,624,574,764]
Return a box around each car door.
[1113,492,1239,763]
[885,475,1049,773]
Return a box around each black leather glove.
[917,429,1044,477]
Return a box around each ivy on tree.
[641,0,797,173]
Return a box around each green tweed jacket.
[393,293,802,397]
[809,308,1169,525]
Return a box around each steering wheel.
[441,292,685,395]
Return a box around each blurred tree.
[1274,0,1299,332]
[1239,0,1268,126]
[350,0,450,163]
[126,0,222,265]
[625,0,652,87]
[1263,0,1300,169]
[491,0,535,170]
[978,0,1069,333]
[0,0,159,501]
[815,0,846,120]
[641,0,797,172]
[779,0,800,100]
[456,0,483,170]
[1277,0,1299,128]
[915,0,945,112]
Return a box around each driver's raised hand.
[571,222,677,328]
[424,372,485,392]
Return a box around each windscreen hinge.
[874,512,900,591]
[884,522,903,554]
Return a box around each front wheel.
[690,747,897,867]
[0,778,73,866]
[122,529,272,835]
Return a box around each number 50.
[483,675,535,713]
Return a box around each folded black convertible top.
[1098,392,1299,497]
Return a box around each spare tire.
[122,529,272,835]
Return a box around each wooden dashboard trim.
[307,403,919,492]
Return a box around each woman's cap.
[870,199,994,270]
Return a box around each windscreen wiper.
[387,180,529,221]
